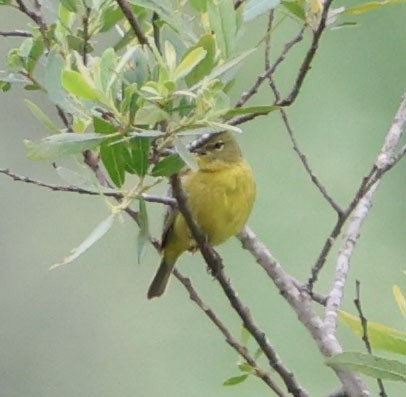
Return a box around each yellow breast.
[182,159,256,246]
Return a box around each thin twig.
[170,175,308,397]
[115,0,151,48]
[277,0,335,106]
[235,26,306,108]
[354,281,387,397]
[0,168,176,206]
[0,30,32,37]
[173,269,287,397]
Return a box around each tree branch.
[0,167,175,206]
[277,0,335,106]
[324,91,406,335]
[115,0,151,48]
[173,269,288,397]
[170,175,308,397]
[237,226,370,396]
[0,30,32,37]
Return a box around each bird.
[147,132,256,299]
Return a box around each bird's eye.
[213,141,224,150]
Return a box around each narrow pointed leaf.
[224,105,277,119]
[174,47,207,81]
[340,311,406,355]
[24,99,60,133]
[393,285,406,318]
[326,352,406,382]
[244,0,281,21]
[62,70,100,100]
[25,132,106,160]
[223,374,249,386]
[51,214,116,269]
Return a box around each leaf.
[100,138,126,187]
[60,0,78,12]
[340,311,406,355]
[24,99,60,133]
[93,117,118,134]
[326,352,406,382]
[51,214,116,269]
[185,34,217,87]
[224,105,277,119]
[137,197,149,264]
[25,133,106,160]
[208,0,237,57]
[151,154,185,177]
[173,47,207,81]
[223,374,249,386]
[44,51,77,113]
[281,0,306,20]
[127,137,150,176]
[174,138,198,171]
[190,49,256,91]
[62,70,100,100]
[393,285,406,318]
[345,0,406,16]
[244,0,282,21]
[134,104,169,125]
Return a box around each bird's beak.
[190,146,206,156]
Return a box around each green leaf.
[44,51,77,113]
[62,70,100,100]
[244,0,281,21]
[127,137,150,176]
[240,326,251,346]
[174,138,198,171]
[393,285,406,318]
[93,117,118,134]
[137,197,149,264]
[25,133,106,160]
[223,374,249,386]
[24,99,60,133]
[173,47,207,81]
[208,0,238,57]
[190,0,207,11]
[224,105,277,119]
[281,0,306,20]
[326,352,406,382]
[185,34,217,87]
[134,104,169,125]
[340,311,406,355]
[190,49,256,91]
[345,0,406,16]
[151,154,185,177]
[51,214,116,269]
[238,362,254,373]
[59,0,78,12]
[100,139,126,187]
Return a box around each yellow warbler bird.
[147,132,256,299]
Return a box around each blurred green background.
[1,3,405,396]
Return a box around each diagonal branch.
[115,0,151,48]
[277,0,335,106]
[170,174,308,397]
[173,269,288,397]
[324,91,406,335]
[237,226,370,396]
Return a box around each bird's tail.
[147,259,174,299]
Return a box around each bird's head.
[191,132,242,171]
